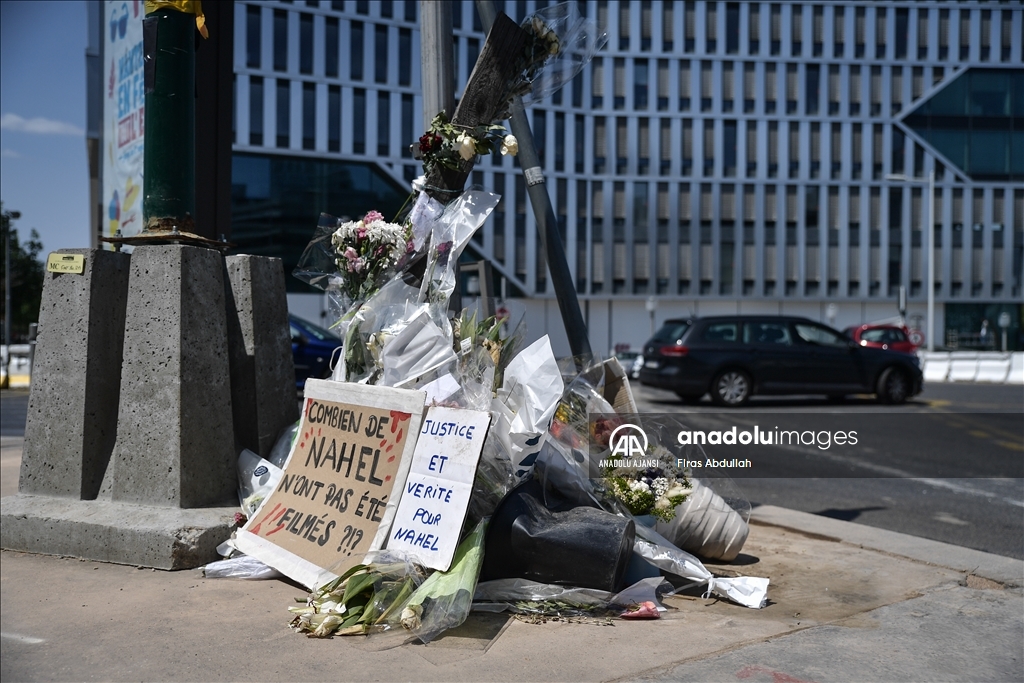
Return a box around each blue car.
[290,314,344,389]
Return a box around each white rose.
[500,134,519,156]
[655,497,671,510]
[457,134,477,161]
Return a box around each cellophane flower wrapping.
[294,211,415,345]
[400,519,488,644]
[506,2,609,111]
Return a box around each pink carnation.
[363,210,384,224]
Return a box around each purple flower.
[356,226,367,241]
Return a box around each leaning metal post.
[475,0,594,368]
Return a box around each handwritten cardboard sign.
[387,406,491,571]
[235,379,425,588]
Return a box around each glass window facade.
[229,0,1024,343]
[231,154,408,293]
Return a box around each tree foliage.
[1,203,45,342]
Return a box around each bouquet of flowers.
[330,210,414,303]
[413,111,518,177]
[602,445,691,523]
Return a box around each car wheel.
[710,370,751,407]
[675,391,704,404]
[876,367,909,405]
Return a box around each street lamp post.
[886,171,936,352]
[3,210,21,379]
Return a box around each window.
[875,7,887,59]
[350,21,364,80]
[705,1,716,52]
[726,2,739,54]
[723,120,737,177]
[702,323,739,343]
[325,17,339,77]
[791,4,802,56]
[748,3,759,53]
[634,59,649,109]
[249,76,263,146]
[273,10,288,72]
[377,91,390,156]
[276,80,290,148]
[328,85,340,152]
[806,63,820,115]
[895,8,908,59]
[302,83,315,150]
[299,14,313,74]
[744,322,792,345]
[246,6,261,69]
[398,28,411,85]
[401,94,413,159]
[795,324,846,347]
[375,25,388,83]
[353,88,366,154]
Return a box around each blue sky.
[1,1,91,253]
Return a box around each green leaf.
[343,571,379,605]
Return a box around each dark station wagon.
[639,315,923,406]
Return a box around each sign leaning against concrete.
[235,379,425,588]
[387,406,491,571]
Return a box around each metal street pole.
[886,173,936,353]
[143,5,197,232]
[420,1,455,128]
[475,0,593,366]
[927,168,935,352]
[3,210,19,385]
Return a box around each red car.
[843,324,920,354]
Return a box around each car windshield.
[650,321,691,343]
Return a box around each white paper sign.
[386,406,491,571]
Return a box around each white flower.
[457,133,477,161]
[667,481,691,497]
[655,497,672,510]
[500,134,519,156]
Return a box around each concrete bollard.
[20,249,131,499]
[224,254,299,458]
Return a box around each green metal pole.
[143,8,196,232]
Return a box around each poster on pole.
[235,379,426,588]
[386,406,491,571]
[103,0,145,241]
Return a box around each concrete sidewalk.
[2,436,1022,683]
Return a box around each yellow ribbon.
[144,0,208,39]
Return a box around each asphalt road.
[2,383,1021,559]
[633,381,1024,560]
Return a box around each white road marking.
[1,632,45,644]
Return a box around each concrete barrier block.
[1007,353,1024,385]
[104,245,236,509]
[20,249,131,499]
[0,493,235,569]
[947,354,979,382]
[975,357,1011,383]
[224,255,299,457]
[922,353,951,383]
